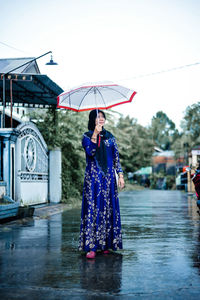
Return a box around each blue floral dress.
[79,129,123,252]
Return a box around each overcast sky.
[1,0,200,129]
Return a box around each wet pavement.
[1,190,200,299]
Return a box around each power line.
[0,41,28,54]
[117,61,200,82]
[1,40,200,81]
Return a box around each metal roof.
[153,150,175,157]
[0,58,63,108]
[134,167,152,175]
[0,57,40,74]
[0,73,63,108]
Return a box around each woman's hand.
[94,124,102,135]
[118,176,125,190]
[91,124,102,143]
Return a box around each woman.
[79,109,125,258]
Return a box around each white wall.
[21,182,48,205]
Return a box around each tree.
[150,111,179,150]
[116,116,154,173]
[29,109,155,200]
[181,102,200,145]
[30,108,88,202]
[171,102,200,165]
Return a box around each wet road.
[1,190,200,299]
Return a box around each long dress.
[79,129,123,252]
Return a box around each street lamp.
[46,55,58,65]
[1,51,57,128]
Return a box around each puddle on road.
[1,190,200,297]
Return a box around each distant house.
[152,150,176,175]
[189,146,200,167]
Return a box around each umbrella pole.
[94,88,99,124]
[96,108,99,124]
[94,88,100,146]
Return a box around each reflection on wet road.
[1,190,200,299]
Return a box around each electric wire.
[1,40,200,82]
[0,41,28,54]
[116,61,200,82]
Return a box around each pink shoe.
[103,250,110,254]
[86,251,96,259]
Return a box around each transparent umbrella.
[57,81,137,112]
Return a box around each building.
[152,150,176,175]
[0,57,63,219]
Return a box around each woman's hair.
[88,109,106,131]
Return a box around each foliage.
[171,102,200,164]
[180,102,200,150]
[29,101,200,200]
[149,173,175,190]
[30,108,88,202]
[181,102,200,139]
[165,175,176,190]
[116,115,154,173]
[29,109,156,201]
[171,133,191,164]
[150,111,179,150]
[149,172,164,189]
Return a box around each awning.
[134,167,152,175]
[0,73,64,108]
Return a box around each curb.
[0,202,81,225]
[33,203,74,219]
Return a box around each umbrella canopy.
[57,82,136,111]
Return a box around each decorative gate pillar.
[15,122,50,205]
[49,148,62,203]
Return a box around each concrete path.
[0,190,200,299]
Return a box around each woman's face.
[95,112,105,126]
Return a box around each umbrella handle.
[98,135,101,147]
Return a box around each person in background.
[79,109,125,259]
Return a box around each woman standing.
[79,110,125,258]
